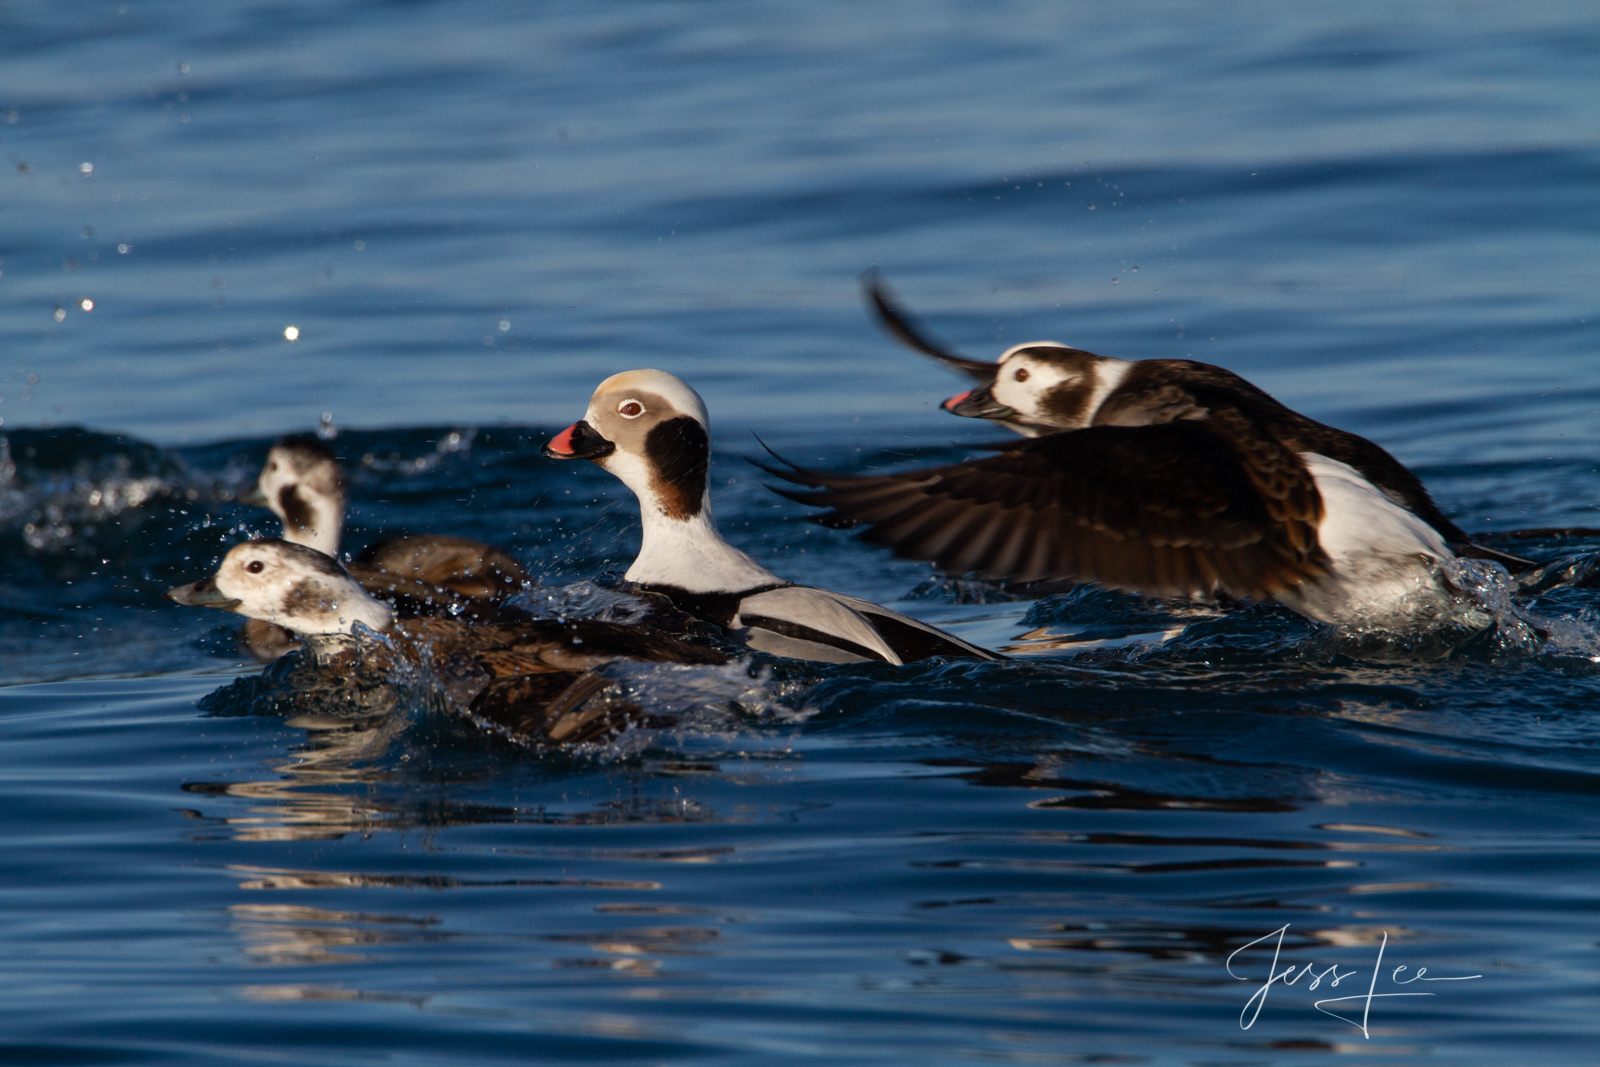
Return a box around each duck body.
[241,437,530,658]
[543,370,1002,664]
[168,540,725,746]
[762,277,1534,628]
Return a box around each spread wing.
[861,270,997,381]
[764,420,1328,601]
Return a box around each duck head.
[543,369,711,522]
[242,437,348,556]
[166,539,392,636]
[861,272,1128,437]
[946,343,1130,436]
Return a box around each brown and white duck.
[240,437,531,657]
[166,539,726,746]
[762,276,1535,627]
[542,370,1002,664]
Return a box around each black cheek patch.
[281,579,331,616]
[1040,380,1093,426]
[644,416,708,519]
[278,485,315,532]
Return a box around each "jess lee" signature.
[1226,924,1481,1037]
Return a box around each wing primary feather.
[861,270,998,380]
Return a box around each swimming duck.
[541,370,1001,664]
[166,539,727,745]
[241,436,531,656]
[761,276,1533,627]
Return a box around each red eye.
[618,400,644,418]
[1014,367,1029,382]
[246,560,265,574]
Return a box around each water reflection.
[235,984,429,1007]
[927,756,1303,813]
[183,684,731,841]
[181,706,436,841]
[1001,921,1423,960]
[228,903,443,966]
[224,865,660,891]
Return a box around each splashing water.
[1441,557,1600,661]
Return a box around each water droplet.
[353,239,364,250]
[117,243,131,254]
[283,325,300,341]
[52,306,66,322]
[79,299,93,311]
[78,162,93,176]
[498,319,510,332]
[177,62,190,74]
[317,412,337,440]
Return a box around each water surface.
[1,2,1598,1064]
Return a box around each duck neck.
[277,493,343,558]
[624,490,781,594]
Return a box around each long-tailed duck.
[761,276,1533,627]
[241,437,531,656]
[541,370,1002,664]
[167,539,725,745]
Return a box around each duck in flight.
[241,437,531,656]
[763,274,1534,627]
[541,369,1002,664]
[166,539,727,746]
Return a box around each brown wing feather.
[768,420,1328,601]
[1102,359,1471,547]
[351,535,529,619]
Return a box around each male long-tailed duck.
[166,539,727,745]
[541,370,1001,664]
[241,437,530,655]
[763,276,1534,627]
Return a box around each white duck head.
[542,369,778,593]
[242,437,348,557]
[943,343,1131,436]
[166,539,392,636]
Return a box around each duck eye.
[1014,367,1030,382]
[246,560,265,574]
[618,399,645,419]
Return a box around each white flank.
[1277,453,1455,626]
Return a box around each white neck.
[1085,357,1133,419]
[276,497,342,557]
[623,488,782,593]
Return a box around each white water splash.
[1440,557,1600,661]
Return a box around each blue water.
[3,1,1599,1063]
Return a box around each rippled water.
[2,2,1599,1063]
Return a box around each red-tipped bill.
[941,389,973,412]
[542,419,616,461]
